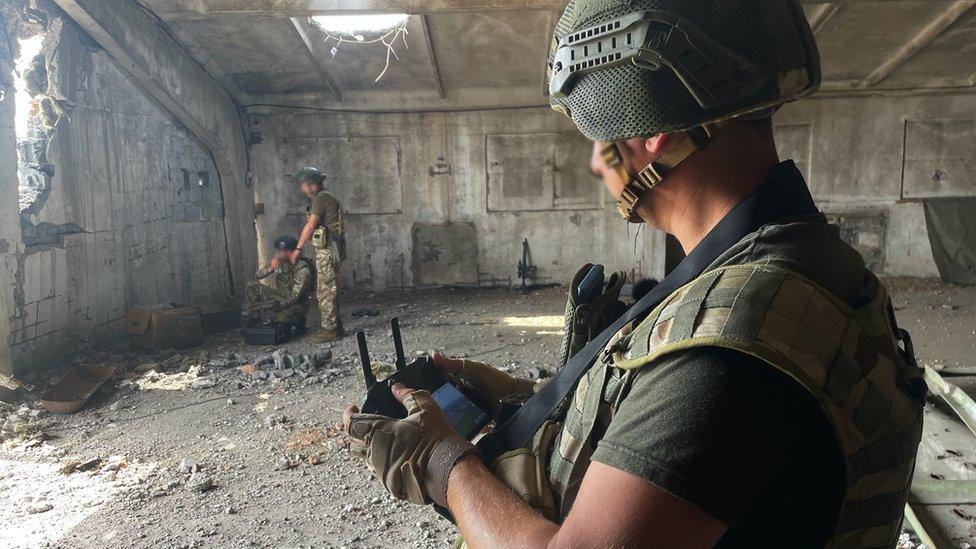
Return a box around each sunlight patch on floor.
[500,315,564,329]
[0,458,120,548]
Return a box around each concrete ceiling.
[135,0,976,110]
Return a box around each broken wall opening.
[1,4,239,373]
[12,21,52,217]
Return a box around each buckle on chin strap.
[608,126,713,223]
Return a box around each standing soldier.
[291,166,346,343]
[342,1,926,547]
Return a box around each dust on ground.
[1,281,975,548]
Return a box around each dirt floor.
[2,280,975,548]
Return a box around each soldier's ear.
[645,133,669,155]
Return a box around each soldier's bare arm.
[293,213,320,264]
[447,456,727,548]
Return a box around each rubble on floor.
[0,284,973,547]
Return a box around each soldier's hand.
[343,383,478,507]
[431,352,539,416]
[269,257,281,270]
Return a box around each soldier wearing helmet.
[243,235,314,332]
[341,2,925,547]
[292,166,346,343]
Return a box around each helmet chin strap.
[603,124,720,223]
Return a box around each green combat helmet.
[548,0,820,221]
[294,166,325,185]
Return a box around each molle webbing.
[614,263,924,547]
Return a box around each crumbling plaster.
[2,1,256,374]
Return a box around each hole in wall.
[311,14,410,36]
[12,28,54,215]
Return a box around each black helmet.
[273,235,299,251]
[294,166,325,185]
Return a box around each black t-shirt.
[592,346,846,546]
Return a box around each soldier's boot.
[558,264,628,368]
[309,328,344,344]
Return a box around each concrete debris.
[190,377,217,389]
[264,414,289,429]
[75,457,104,472]
[897,532,927,549]
[177,457,199,474]
[1,403,48,447]
[185,472,214,492]
[26,502,53,514]
[6,283,967,548]
[101,455,128,472]
[272,456,296,471]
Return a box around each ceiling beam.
[418,15,445,99]
[153,0,933,19]
[156,0,567,19]
[289,17,343,102]
[858,0,976,88]
[806,3,841,34]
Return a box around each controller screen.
[431,383,488,439]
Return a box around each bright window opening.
[311,14,410,38]
[13,32,51,214]
[14,35,44,136]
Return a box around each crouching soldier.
[244,235,314,334]
[292,166,346,343]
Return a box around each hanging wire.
[319,18,410,82]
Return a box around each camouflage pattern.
[558,265,627,369]
[315,247,341,332]
[244,257,314,325]
[548,263,924,547]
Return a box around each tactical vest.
[547,263,924,547]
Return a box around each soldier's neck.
[652,131,779,254]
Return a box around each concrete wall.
[777,92,976,279]
[249,108,663,291]
[252,92,976,289]
[0,9,22,375]
[2,11,250,373]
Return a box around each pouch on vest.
[311,227,328,250]
[559,264,627,369]
[330,235,347,262]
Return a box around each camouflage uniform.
[315,247,341,331]
[244,257,315,325]
[308,189,345,333]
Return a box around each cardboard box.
[124,304,203,349]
